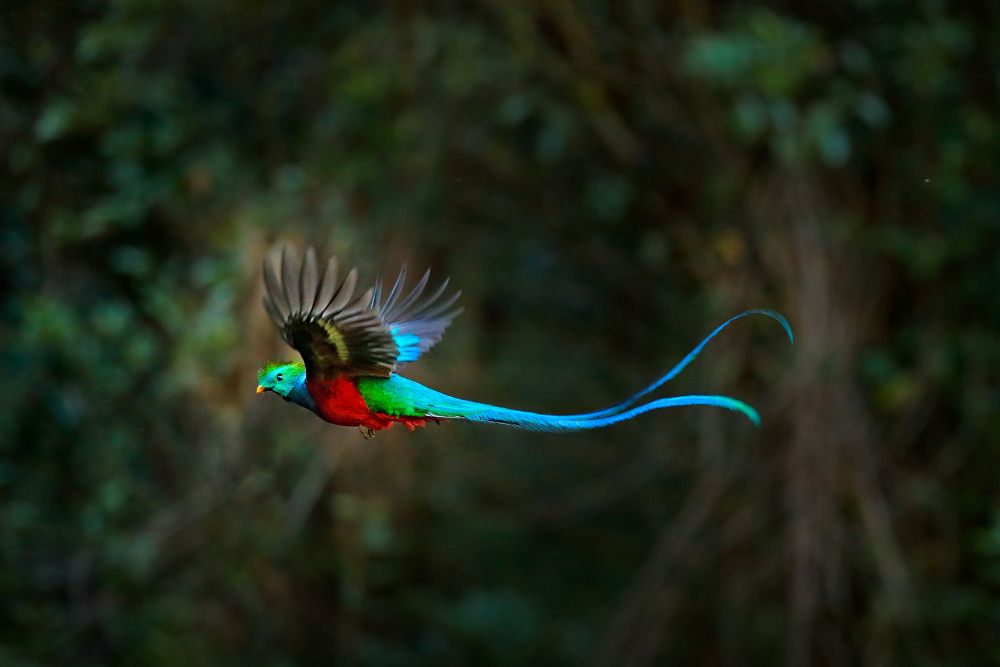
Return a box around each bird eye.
[276,373,284,382]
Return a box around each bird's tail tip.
[744,308,795,346]
[724,397,761,427]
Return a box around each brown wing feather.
[262,244,398,378]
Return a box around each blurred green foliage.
[1,1,999,665]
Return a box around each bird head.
[257,361,306,399]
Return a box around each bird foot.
[359,426,375,440]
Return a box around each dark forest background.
[2,1,999,665]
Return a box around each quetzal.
[256,245,793,437]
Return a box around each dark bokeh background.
[2,2,999,665]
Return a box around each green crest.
[258,360,296,382]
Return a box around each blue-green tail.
[561,308,793,421]
[439,394,763,431]
[380,309,793,432]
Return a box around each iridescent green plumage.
[257,360,298,384]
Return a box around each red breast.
[307,375,430,432]
[307,376,379,427]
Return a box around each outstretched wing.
[262,245,398,378]
[262,245,463,377]
[368,265,463,364]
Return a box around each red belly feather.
[306,376,428,432]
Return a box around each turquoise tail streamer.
[397,309,792,431]
[560,309,793,421]
[452,394,762,431]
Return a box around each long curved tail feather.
[369,309,792,432]
[439,394,760,432]
[560,309,792,421]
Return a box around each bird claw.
[359,426,375,440]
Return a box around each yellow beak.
[256,385,265,394]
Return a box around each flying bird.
[257,244,793,437]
